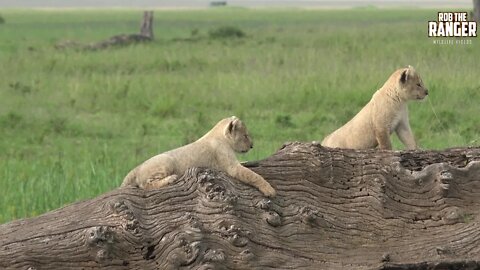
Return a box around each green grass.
[0,8,478,224]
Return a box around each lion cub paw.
[260,183,276,197]
[163,174,178,185]
[144,174,178,190]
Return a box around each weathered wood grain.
[1,142,479,269]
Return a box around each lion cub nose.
[425,89,429,95]
[250,143,254,149]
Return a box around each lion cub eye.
[416,83,421,87]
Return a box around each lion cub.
[121,116,276,197]
[321,65,428,150]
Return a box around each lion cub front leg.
[375,127,392,150]
[143,174,178,190]
[395,119,417,150]
[228,164,276,197]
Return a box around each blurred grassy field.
[0,8,478,223]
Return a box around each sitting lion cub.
[321,65,428,150]
[121,116,276,197]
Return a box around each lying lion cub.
[121,116,276,197]
[321,65,428,150]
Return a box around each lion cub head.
[399,65,429,101]
[224,116,253,153]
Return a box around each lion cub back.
[321,65,427,150]
[321,103,377,149]
[120,116,276,197]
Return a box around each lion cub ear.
[400,65,416,84]
[225,116,239,136]
[400,70,408,84]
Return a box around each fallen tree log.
[55,11,154,50]
[1,142,479,269]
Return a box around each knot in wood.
[442,207,466,225]
[167,229,204,267]
[436,171,453,197]
[86,226,115,263]
[417,178,424,186]
[198,170,217,184]
[109,199,139,231]
[264,210,282,227]
[168,242,202,267]
[186,213,204,231]
[184,241,202,265]
[300,206,318,225]
[204,181,229,201]
[381,253,391,262]
[227,225,249,247]
[142,244,156,260]
[240,249,254,261]
[205,181,225,194]
[86,226,114,246]
[203,248,225,263]
[435,246,452,255]
[230,233,248,247]
[126,219,139,231]
[110,199,129,214]
[256,198,272,210]
[218,221,249,247]
[439,171,453,181]
[374,177,386,188]
[198,170,237,203]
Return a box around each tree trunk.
[1,142,479,269]
[140,11,154,39]
[473,0,480,22]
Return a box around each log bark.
[1,142,480,269]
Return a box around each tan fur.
[321,66,428,150]
[121,116,276,197]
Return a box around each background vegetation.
[0,8,478,223]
